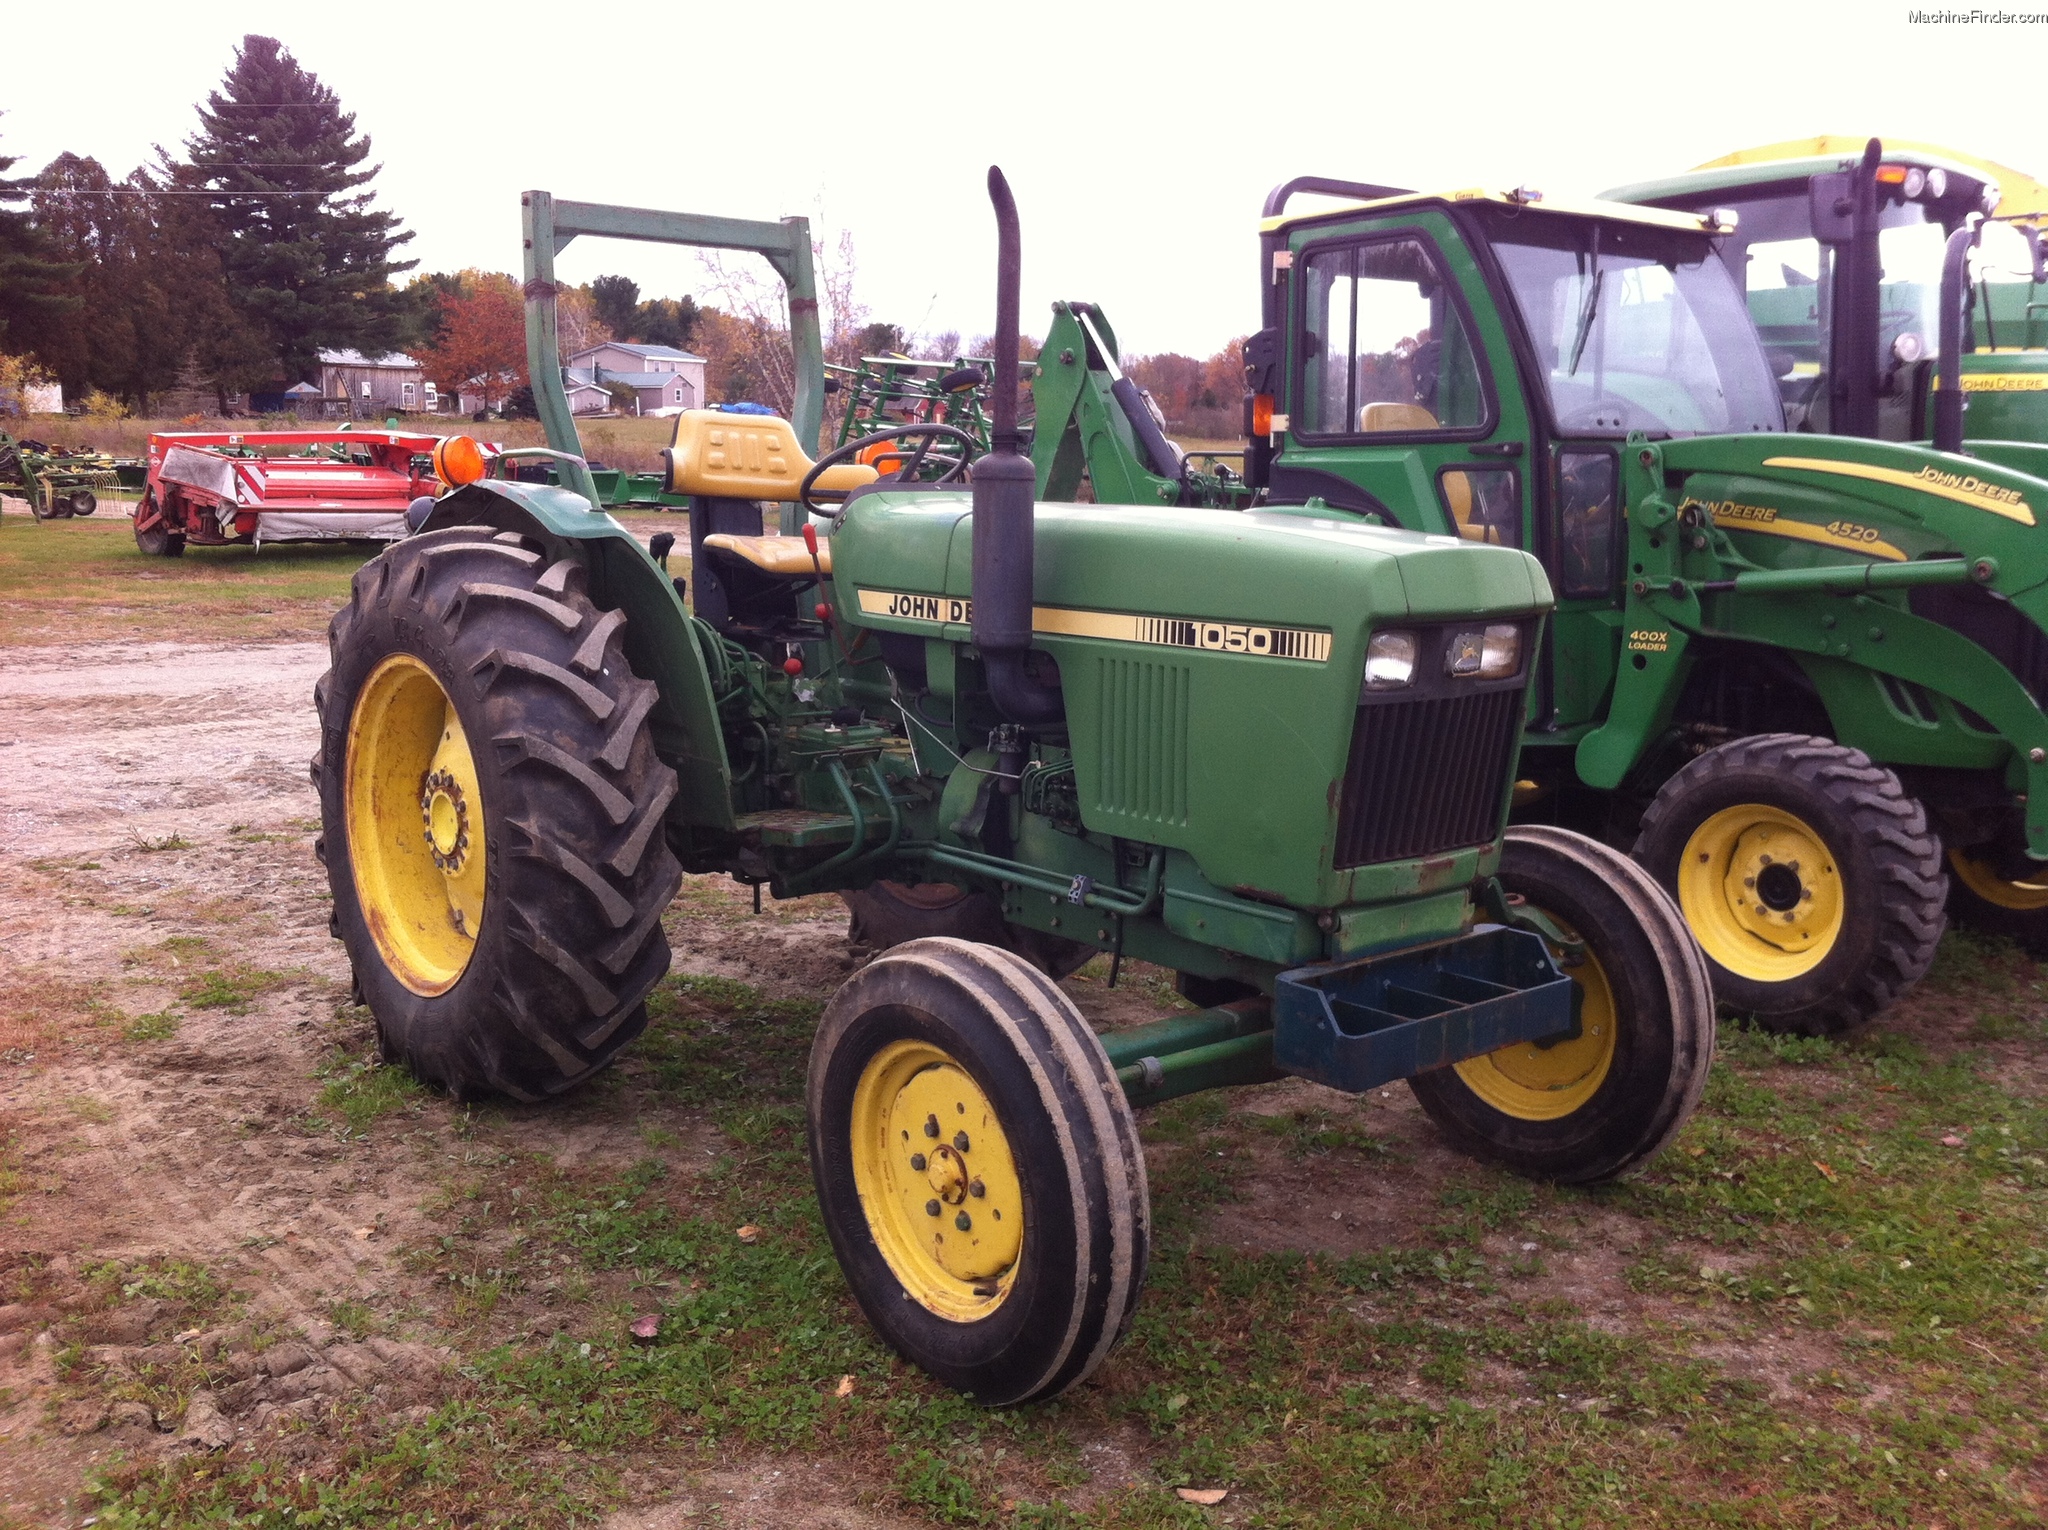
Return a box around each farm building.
[564,342,707,415]
[562,370,617,416]
[315,350,436,416]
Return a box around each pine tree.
[0,136,82,360]
[182,35,415,386]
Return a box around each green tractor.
[314,173,1714,1405]
[1603,140,2048,951]
[1050,173,2048,1035]
[1605,137,2048,448]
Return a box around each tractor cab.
[1605,139,2048,443]
[1246,185,1780,735]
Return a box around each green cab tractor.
[1055,175,2048,1035]
[314,173,1714,1405]
[1601,139,2048,949]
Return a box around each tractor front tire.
[314,527,683,1100]
[807,938,1147,1405]
[1633,734,1944,1034]
[1409,826,1715,1184]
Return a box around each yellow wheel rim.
[344,654,487,996]
[1948,848,2048,911]
[1676,804,1843,981]
[850,1040,1024,1321]
[1453,909,1616,1120]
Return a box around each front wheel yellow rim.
[1452,910,1616,1120]
[1948,848,2048,911]
[344,654,487,996]
[850,1040,1024,1321]
[1676,804,1844,981]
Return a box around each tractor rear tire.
[807,937,1147,1405]
[1942,845,2048,955]
[1409,826,1714,1184]
[133,495,185,557]
[843,881,1096,979]
[1633,734,1944,1034]
[314,527,684,1101]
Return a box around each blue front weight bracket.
[1273,925,1575,1094]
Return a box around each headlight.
[1448,624,1521,679]
[1364,630,1418,690]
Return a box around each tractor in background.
[312,174,1714,1406]
[1046,171,2048,1040]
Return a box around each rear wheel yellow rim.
[344,654,486,996]
[850,1040,1024,1321]
[1948,848,2048,911]
[1452,910,1616,1120]
[1677,804,1843,981]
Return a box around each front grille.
[1334,688,1522,868]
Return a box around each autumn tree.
[182,35,415,385]
[416,273,526,414]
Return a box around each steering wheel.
[800,423,980,518]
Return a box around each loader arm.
[1580,433,2048,853]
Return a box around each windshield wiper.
[1567,230,1603,376]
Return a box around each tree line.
[0,32,1247,431]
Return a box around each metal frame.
[520,190,825,513]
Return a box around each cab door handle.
[1469,441,1524,457]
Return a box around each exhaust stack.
[972,167,1061,726]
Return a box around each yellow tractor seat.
[663,409,877,501]
[701,533,832,576]
[1359,402,1440,432]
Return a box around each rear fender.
[421,481,736,830]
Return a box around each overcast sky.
[6,1,2044,359]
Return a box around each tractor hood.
[832,493,1553,637]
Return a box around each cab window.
[1438,465,1521,547]
[1296,236,1488,436]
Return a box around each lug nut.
[969,1179,985,1198]
[923,1115,939,1138]
[955,1212,972,1231]
[953,1131,970,1153]
[925,1199,941,1217]
[909,1153,926,1172]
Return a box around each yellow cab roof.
[1697,137,2048,219]
[1260,185,1725,237]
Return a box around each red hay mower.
[132,429,486,556]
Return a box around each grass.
[77,947,2048,1527]
[0,512,376,646]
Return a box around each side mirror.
[1975,220,2040,282]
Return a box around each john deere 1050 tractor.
[1052,173,2048,1037]
[315,172,1712,1405]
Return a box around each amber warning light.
[432,436,489,487]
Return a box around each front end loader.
[312,172,1714,1406]
[1052,175,2048,1035]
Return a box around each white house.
[564,342,707,415]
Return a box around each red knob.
[814,602,832,621]
[782,656,804,676]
